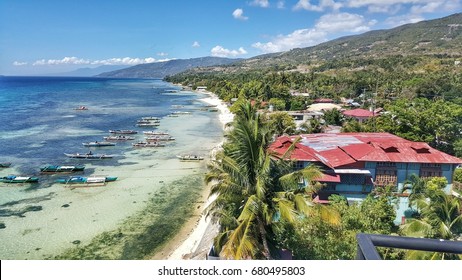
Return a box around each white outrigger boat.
[103,135,135,141]
[132,142,166,148]
[82,141,116,147]
[176,155,204,161]
[143,131,169,135]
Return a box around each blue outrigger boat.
[56,176,117,185]
[40,165,85,173]
[0,175,39,183]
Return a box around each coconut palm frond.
[317,204,341,226]
[221,213,258,260]
[400,219,433,237]
[277,199,297,223]
[293,194,315,216]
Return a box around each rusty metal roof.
[268,133,462,168]
[342,108,375,118]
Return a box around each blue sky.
[1,0,460,75]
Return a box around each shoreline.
[151,88,233,260]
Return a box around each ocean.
[0,76,223,259]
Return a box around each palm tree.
[400,189,462,259]
[206,101,340,259]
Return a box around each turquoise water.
[0,77,223,259]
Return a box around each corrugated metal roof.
[342,109,375,118]
[268,133,462,167]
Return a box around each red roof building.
[342,108,375,123]
[269,133,462,224]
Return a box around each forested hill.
[184,13,462,73]
[96,57,242,78]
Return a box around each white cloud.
[33,56,90,66]
[316,12,376,33]
[252,12,376,53]
[13,61,28,66]
[192,41,201,48]
[91,57,157,65]
[294,0,343,11]
[384,14,425,27]
[346,0,459,11]
[251,0,270,7]
[277,0,286,8]
[252,28,327,53]
[211,46,248,57]
[232,8,249,20]
[157,52,168,56]
[30,56,160,66]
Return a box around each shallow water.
[0,77,223,259]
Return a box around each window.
[375,162,397,186]
[420,163,442,179]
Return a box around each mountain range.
[96,57,241,78]
[97,13,461,78]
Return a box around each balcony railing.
[356,233,462,260]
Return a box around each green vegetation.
[52,175,204,260]
[166,14,462,259]
[206,102,340,259]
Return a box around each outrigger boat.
[109,130,137,134]
[103,135,135,141]
[74,106,88,111]
[40,165,85,173]
[176,155,204,161]
[132,142,165,148]
[145,135,175,141]
[82,141,116,147]
[136,123,160,127]
[56,176,117,185]
[141,116,161,121]
[0,162,12,168]
[64,152,114,159]
[0,175,39,183]
[137,119,160,124]
[143,131,169,135]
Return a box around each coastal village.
[1,8,462,263]
[162,79,462,260]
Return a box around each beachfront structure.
[286,110,324,129]
[269,132,462,224]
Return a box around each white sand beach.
[160,91,233,260]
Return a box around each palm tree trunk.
[257,217,272,260]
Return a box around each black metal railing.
[356,233,462,260]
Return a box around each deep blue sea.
[0,76,192,175]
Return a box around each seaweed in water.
[53,174,205,260]
[0,205,43,217]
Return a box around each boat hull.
[0,176,39,183]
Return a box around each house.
[342,108,375,123]
[269,132,462,224]
[196,86,207,91]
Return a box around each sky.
[0,0,460,75]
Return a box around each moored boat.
[0,175,39,183]
[82,141,116,147]
[40,165,85,173]
[64,152,114,159]
[56,176,117,185]
[176,155,204,161]
[132,142,165,148]
[145,135,175,141]
[141,116,161,121]
[103,135,135,141]
[0,162,12,168]
[109,130,138,134]
[74,106,88,110]
[136,123,160,127]
[143,131,169,135]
